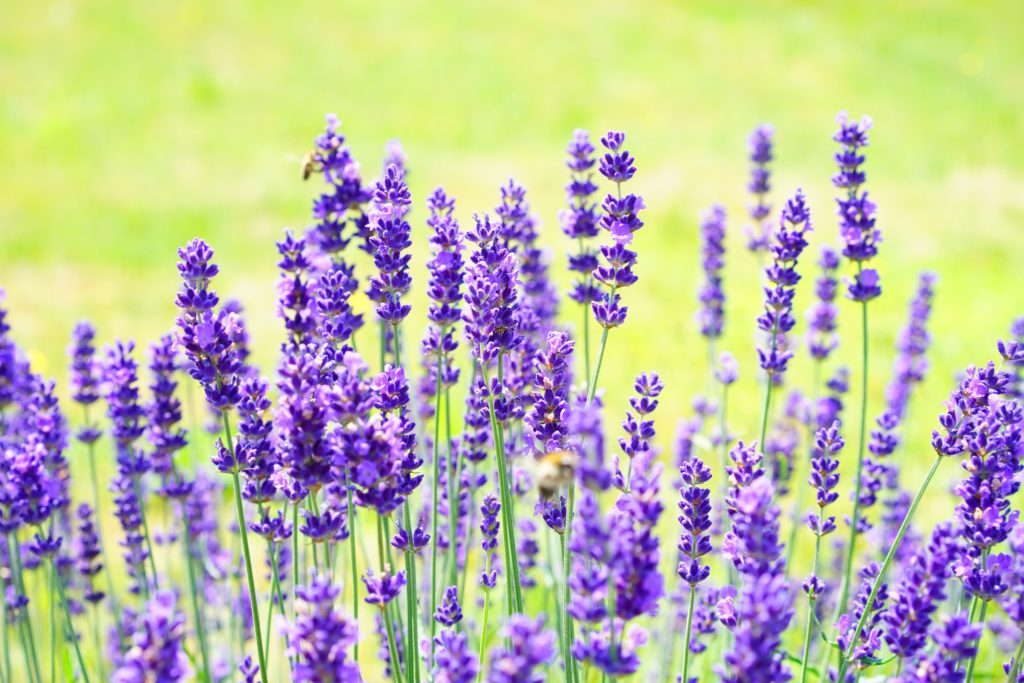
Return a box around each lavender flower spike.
[756,189,812,384]
[286,578,361,682]
[697,205,727,340]
[591,130,645,330]
[833,111,880,302]
[486,614,557,683]
[112,591,191,682]
[806,247,840,362]
[744,124,774,256]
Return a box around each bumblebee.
[301,151,316,180]
[534,450,578,500]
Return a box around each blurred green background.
[1,0,1023,672]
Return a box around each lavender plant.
[0,110,1021,683]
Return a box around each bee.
[301,151,316,180]
[534,450,579,500]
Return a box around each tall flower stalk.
[755,190,811,447]
[832,112,882,618]
[174,239,267,683]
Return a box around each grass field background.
[2,0,1023,675]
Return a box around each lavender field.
[1,2,1023,682]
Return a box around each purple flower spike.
[433,585,463,627]
[174,239,242,411]
[756,190,811,382]
[74,503,105,604]
[434,627,477,683]
[147,334,189,497]
[899,613,981,682]
[833,111,881,302]
[806,247,840,361]
[363,567,407,607]
[68,321,103,444]
[697,205,727,339]
[366,164,414,326]
[525,331,574,455]
[720,450,793,683]
[286,578,361,682]
[744,124,774,255]
[306,114,372,260]
[677,457,713,586]
[883,522,958,660]
[806,421,843,541]
[562,130,602,309]
[479,494,501,590]
[463,214,523,366]
[887,273,937,420]
[715,351,739,386]
[112,591,191,682]
[486,614,557,683]
[592,131,644,329]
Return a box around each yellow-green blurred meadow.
[2,0,1023,678]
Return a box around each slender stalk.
[836,293,870,616]
[799,507,826,683]
[835,454,941,681]
[964,599,988,683]
[221,413,269,683]
[680,586,697,683]
[91,603,106,682]
[479,360,524,614]
[475,556,494,682]
[1,584,10,683]
[402,502,421,683]
[429,347,445,660]
[131,475,160,593]
[563,481,578,683]
[346,486,360,662]
[48,561,56,683]
[445,391,461,594]
[11,534,42,683]
[377,514,405,683]
[48,556,91,683]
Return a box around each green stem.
[563,481,578,683]
[799,511,825,683]
[48,556,91,683]
[221,412,269,683]
[964,599,988,683]
[48,558,56,683]
[377,514,405,683]
[445,386,461,594]
[837,296,870,617]
[132,473,160,592]
[11,534,42,683]
[403,503,421,683]
[835,454,941,681]
[91,604,106,682]
[347,487,360,663]
[680,586,697,683]
[1,583,10,683]
[429,345,445,660]
[479,360,524,615]
[475,552,494,683]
